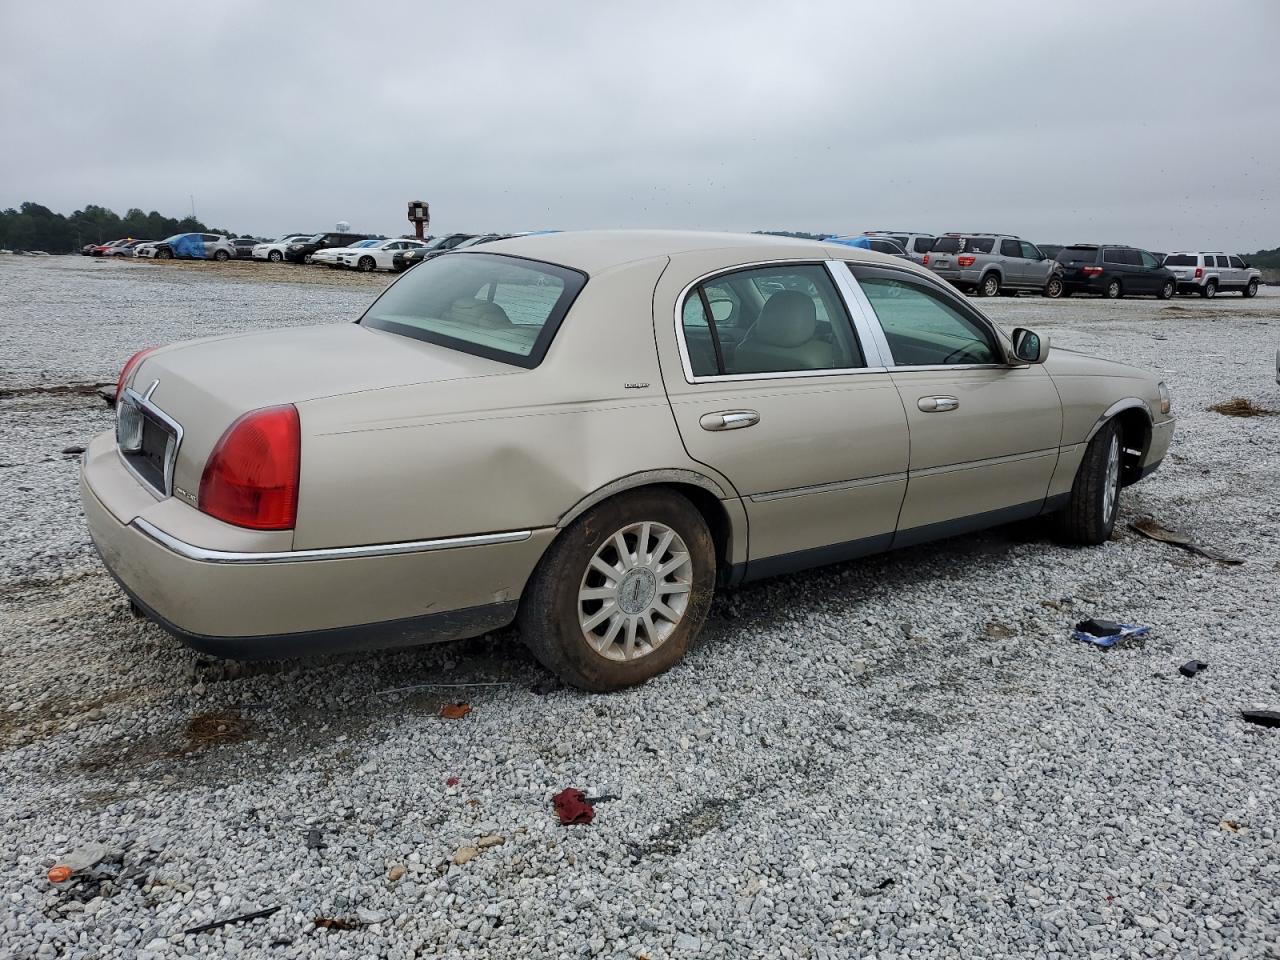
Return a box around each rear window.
[932,237,963,253]
[913,237,935,253]
[964,237,994,254]
[1164,254,1195,266]
[1056,247,1097,263]
[360,252,587,368]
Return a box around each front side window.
[1140,251,1159,269]
[1230,256,1245,268]
[680,264,863,378]
[1020,241,1042,260]
[360,252,586,368]
[852,268,1000,367]
[1001,239,1021,257]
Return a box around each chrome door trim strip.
[909,447,1058,478]
[132,518,533,564]
[672,258,887,385]
[750,471,908,503]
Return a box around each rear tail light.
[922,253,930,266]
[115,347,158,399]
[199,405,300,530]
[957,255,976,267]
[1082,266,1103,277]
[1194,267,1203,279]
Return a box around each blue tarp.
[825,235,873,250]
[170,234,206,259]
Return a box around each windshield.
[931,237,963,253]
[298,234,323,243]
[360,252,587,368]
[1164,254,1196,266]
[350,239,380,248]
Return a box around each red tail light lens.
[1082,266,1103,277]
[922,253,930,266]
[957,254,976,267]
[1194,267,1203,279]
[199,405,300,530]
[115,347,157,399]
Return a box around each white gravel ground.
[2,255,1278,959]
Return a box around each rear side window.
[360,252,585,368]
[852,268,999,367]
[965,237,995,254]
[888,236,908,248]
[680,264,863,378]
[931,237,963,254]
[913,237,935,253]
[1164,254,1195,266]
[1215,256,1229,268]
[1103,248,1124,264]
[1057,247,1097,263]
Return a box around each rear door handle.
[699,410,760,431]
[918,396,959,412]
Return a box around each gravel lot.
[2,254,1278,959]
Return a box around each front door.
[656,259,910,578]
[999,238,1026,288]
[843,264,1062,545]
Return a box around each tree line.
[0,202,246,253]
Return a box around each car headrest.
[448,299,513,328]
[755,291,817,347]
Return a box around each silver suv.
[1163,252,1261,298]
[860,230,936,265]
[925,234,1063,298]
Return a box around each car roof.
[471,229,848,274]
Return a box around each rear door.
[844,264,1061,543]
[999,238,1026,286]
[655,258,910,576]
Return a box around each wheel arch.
[1085,399,1152,486]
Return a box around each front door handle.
[699,410,760,431]
[918,396,959,412]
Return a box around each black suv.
[284,232,375,264]
[1055,244,1176,299]
[390,233,476,272]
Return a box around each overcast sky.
[2,1,1277,250]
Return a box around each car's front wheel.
[358,256,376,273]
[268,250,283,263]
[518,490,715,691]
[1043,276,1064,299]
[979,273,1000,297]
[1157,279,1174,300]
[1054,420,1122,545]
[1105,279,1123,299]
[1244,279,1259,298]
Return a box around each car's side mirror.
[1011,327,1049,364]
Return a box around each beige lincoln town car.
[81,231,1173,690]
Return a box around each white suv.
[1163,252,1261,298]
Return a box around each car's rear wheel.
[156,248,172,260]
[1053,420,1122,546]
[1201,280,1217,299]
[268,250,283,263]
[1043,276,1064,299]
[213,249,230,262]
[518,490,715,691]
[1157,279,1174,300]
[358,256,376,273]
[1105,279,1122,299]
[1244,279,1258,298]
[979,273,1000,297]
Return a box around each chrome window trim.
[838,262,1014,369]
[132,518,533,565]
[673,258,885,384]
[116,380,183,499]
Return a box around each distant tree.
[0,202,247,252]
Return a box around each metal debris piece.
[1129,517,1243,565]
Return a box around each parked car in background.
[312,238,383,269]
[133,241,161,259]
[152,233,238,261]
[231,238,261,259]
[859,231,935,264]
[827,235,910,258]
[1055,245,1176,299]
[390,233,476,272]
[284,232,376,264]
[251,235,310,262]
[102,239,151,257]
[925,234,1063,297]
[85,231,1173,691]
[334,237,430,272]
[1163,252,1260,298]
[88,239,132,257]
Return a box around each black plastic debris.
[184,906,280,936]
[304,828,326,850]
[60,445,86,456]
[1076,618,1123,638]
[1241,710,1280,729]
[1178,660,1208,678]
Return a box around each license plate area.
[117,388,181,496]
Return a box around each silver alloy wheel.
[1107,280,1121,299]
[577,520,693,662]
[982,274,999,297]
[1045,277,1063,298]
[1103,433,1120,525]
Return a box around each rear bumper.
[80,432,553,659]
[1175,281,1204,293]
[1062,277,1108,295]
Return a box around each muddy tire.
[1244,279,1258,298]
[1053,420,1122,546]
[978,273,1000,297]
[1043,276,1064,299]
[1200,280,1217,299]
[1105,279,1122,299]
[518,490,715,692]
[268,250,283,263]
[1157,279,1174,300]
